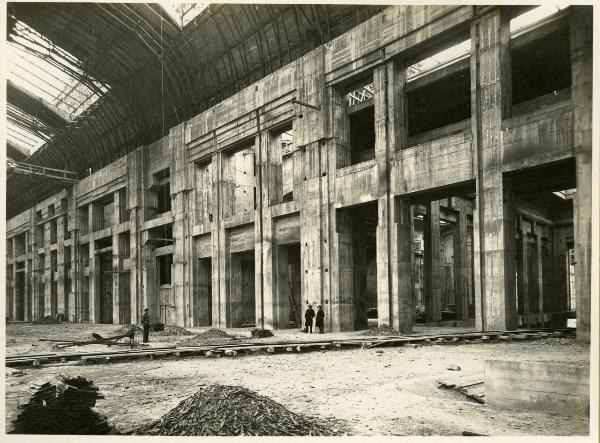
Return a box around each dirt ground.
[4,323,590,436]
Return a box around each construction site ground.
[5,322,590,436]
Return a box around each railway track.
[5,328,576,368]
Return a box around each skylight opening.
[510,5,568,36]
[159,3,209,28]
[407,40,471,81]
[7,19,110,155]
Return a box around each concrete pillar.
[214,151,229,328]
[171,123,190,327]
[471,8,517,331]
[393,198,414,333]
[127,149,143,325]
[333,209,354,331]
[112,190,121,324]
[516,217,530,325]
[255,132,274,329]
[453,198,469,320]
[570,6,593,342]
[88,235,98,323]
[424,201,442,322]
[43,223,52,317]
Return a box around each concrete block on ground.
[485,359,589,416]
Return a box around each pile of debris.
[33,315,60,325]
[362,324,401,336]
[135,384,342,436]
[178,329,239,346]
[153,325,193,336]
[115,324,143,335]
[10,376,117,435]
[250,328,274,338]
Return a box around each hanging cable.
[161,16,165,137]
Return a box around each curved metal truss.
[6,3,384,217]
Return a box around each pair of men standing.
[304,304,325,334]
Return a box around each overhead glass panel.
[159,2,209,28]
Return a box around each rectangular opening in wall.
[61,197,68,212]
[7,238,14,258]
[118,188,129,223]
[50,219,57,244]
[147,223,173,248]
[118,232,130,258]
[194,160,213,225]
[510,12,571,113]
[410,191,476,324]
[148,168,171,219]
[64,246,71,269]
[194,257,212,327]
[406,39,471,142]
[34,223,44,247]
[222,142,256,217]
[80,243,89,267]
[269,124,295,205]
[79,205,89,235]
[63,215,70,239]
[157,253,173,286]
[229,250,256,328]
[14,232,26,257]
[35,209,42,222]
[92,194,114,231]
[345,77,375,165]
[48,204,55,217]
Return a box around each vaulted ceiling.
[6,3,385,217]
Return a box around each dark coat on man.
[315,309,325,328]
[304,307,315,327]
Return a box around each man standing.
[142,308,151,343]
[304,305,315,333]
[315,305,325,334]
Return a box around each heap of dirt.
[178,329,238,346]
[115,324,143,335]
[33,315,60,325]
[250,328,274,338]
[135,384,343,436]
[362,324,401,336]
[10,376,118,435]
[153,325,193,336]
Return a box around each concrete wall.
[485,359,590,417]
[5,5,592,337]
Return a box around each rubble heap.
[136,384,342,436]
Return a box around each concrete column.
[255,132,274,329]
[171,123,190,327]
[112,190,121,324]
[471,8,517,331]
[570,6,593,342]
[516,217,529,326]
[44,223,52,317]
[453,198,469,320]
[24,254,32,322]
[214,151,229,328]
[393,198,414,333]
[56,208,66,319]
[424,201,442,322]
[535,223,545,322]
[127,149,143,325]
[88,238,97,323]
[333,209,354,331]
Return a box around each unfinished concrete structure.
[5,5,593,341]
